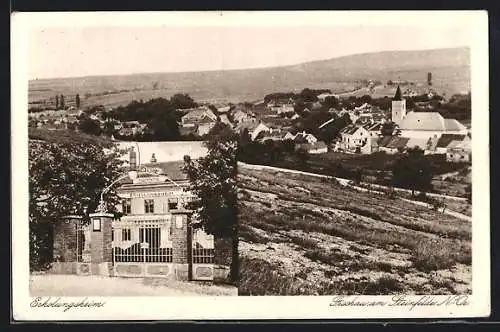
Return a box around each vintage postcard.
[12,11,489,320]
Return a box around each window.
[168,198,179,211]
[144,199,154,213]
[122,228,131,241]
[122,198,131,215]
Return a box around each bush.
[239,257,306,295]
[288,236,319,249]
[411,246,456,272]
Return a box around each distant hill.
[29,47,470,107]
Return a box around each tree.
[78,115,103,136]
[102,121,116,137]
[391,147,434,196]
[299,88,318,102]
[380,121,400,137]
[55,95,59,109]
[60,94,65,109]
[29,140,125,270]
[182,123,239,283]
[295,147,309,170]
[75,94,81,109]
[170,93,197,110]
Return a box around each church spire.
[394,85,402,101]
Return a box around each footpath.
[239,162,471,222]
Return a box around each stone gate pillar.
[51,215,82,274]
[170,209,193,280]
[88,212,114,276]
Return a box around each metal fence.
[112,221,173,263]
[192,248,215,264]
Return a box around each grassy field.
[273,151,471,198]
[28,128,114,146]
[237,166,471,296]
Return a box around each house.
[435,134,470,154]
[283,132,296,140]
[338,125,370,152]
[257,129,286,142]
[232,109,250,124]
[317,93,338,102]
[269,103,294,115]
[354,103,371,112]
[378,136,410,154]
[446,139,471,163]
[236,120,271,141]
[181,108,217,128]
[297,141,328,154]
[360,136,379,154]
[361,122,382,137]
[293,132,318,145]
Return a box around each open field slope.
[28,128,114,146]
[238,166,471,296]
[29,47,470,107]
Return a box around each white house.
[293,132,318,145]
[181,108,217,128]
[446,139,471,163]
[338,125,370,151]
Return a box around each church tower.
[391,85,406,126]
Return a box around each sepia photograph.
[26,27,239,297]
[237,45,473,296]
[12,11,489,320]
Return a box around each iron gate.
[112,217,174,278]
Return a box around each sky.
[28,25,473,80]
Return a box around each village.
[29,74,471,166]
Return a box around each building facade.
[51,142,229,282]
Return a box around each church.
[391,86,468,140]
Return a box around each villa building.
[51,141,230,282]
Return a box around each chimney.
[129,148,137,170]
[150,153,157,164]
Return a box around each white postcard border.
[12,10,490,320]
